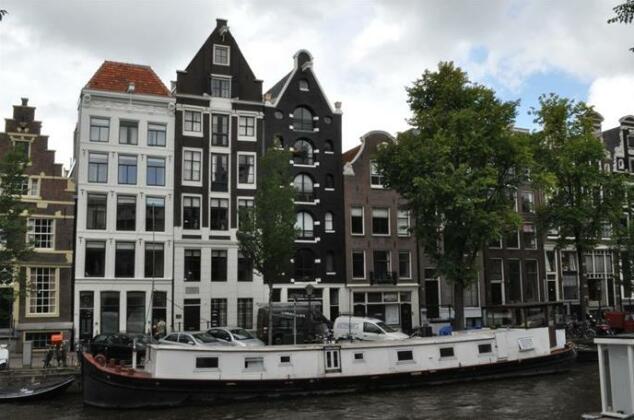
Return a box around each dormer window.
[299,79,309,91]
[213,45,230,66]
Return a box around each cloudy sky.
[0,0,633,167]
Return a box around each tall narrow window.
[238,198,254,227]
[238,252,253,282]
[352,251,365,278]
[145,242,165,278]
[373,250,391,282]
[183,150,202,182]
[126,292,145,334]
[325,252,335,273]
[183,196,201,229]
[293,173,314,201]
[237,298,253,329]
[147,123,166,147]
[118,155,137,185]
[211,77,231,98]
[397,210,410,236]
[238,154,255,184]
[508,259,522,303]
[372,208,390,235]
[183,110,202,133]
[294,249,314,281]
[487,259,504,305]
[90,117,110,142]
[293,139,314,165]
[325,212,334,232]
[85,241,106,277]
[184,249,201,282]
[210,198,229,230]
[211,250,228,282]
[152,291,167,328]
[524,260,539,302]
[370,161,384,187]
[520,191,535,213]
[213,44,230,65]
[299,79,309,91]
[522,224,537,249]
[119,120,138,145]
[115,242,135,278]
[211,114,229,146]
[27,218,54,249]
[29,267,56,314]
[399,251,411,279]
[147,157,166,186]
[295,212,314,238]
[293,107,313,131]
[100,292,120,334]
[325,174,335,189]
[116,195,136,231]
[86,193,107,230]
[351,207,364,235]
[88,152,108,183]
[210,154,228,191]
[146,196,165,232]
[210,298,227,327]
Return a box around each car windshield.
[193,333,218,343]
[229,328,255,340]
[377,322,397,333]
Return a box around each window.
[397,350,413,361]
[211,154,228,191]
[85,241,105,277]
[508,259,522,303]
[326,251,335,273]
[488,259,504,305]
[237,298,253,329]
[272,134,284,148]
[147,123,166,147]
[183,110,202,133]
[397,210,410,236]
[520,191,534,213]
[505,230,520,249]
[330,287,340,321]
[101,292,120,334]
[524,260,538,302]
[478,343,493,354]
[351,207,364,235]
[151,291,167,328]
[373,250,391,281]
[145,243,164,278]
[13,141,30,159]
[183,150,202,182]
[28,267,56,314]
[27,218,54,249]
[352,251,365,278]
[522,224,537,249]
[323,116,332,124]
[210,198,229,230]
[183,196,201,229]
[213,44,230,65]
[325,212,334,232]
[126,292,145,334]
[184,249,201,281]
[324,140,334,152]
[238,252,253,282]
[325,174,335,189]
[116,195,136,231]
[238,154,255,184]
[196,357,219,369]
[489,236,502,248]
[440,347,455,358]
[399,251,411,279]
[281,355,291,364]
[372,208,389,235]
[90,117,110,142]
[86,193,107,230]
[294,173,314,201]
[146,196,165,232]
[354,353,364,361]
[299,79,309,91]
[293,106,313,131]
[147,157,166,186]
[370,161,384,187]
[25,332,61,350]
[211,77,231,98]
[118,155,137,185]
[19,176,30,195]
[210,298,227,327]
[238,116,256,138]
[119,120,138,145]
[211,114,229,146]
[294,249,314,281]
[293,139,314,165]
[211,250,228,282]
[237,198,255,227]
[115,242,135,278]
[88,152,108,183]
[295,212,314,238]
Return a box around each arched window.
[295,211,314,238]
[325,174,335,189]
[293,106,313,131]
[325,212,334,232]
[293,139,314,165]
[299,79,309,91]
[294,174,314,201]
[325,251,335,273]
[295,249,314,281]
[324,140,334,152]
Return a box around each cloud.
[588,75,634,130]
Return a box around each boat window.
[440,347,455,358]
[230,328,255,340]
[478,343,492,354]
[397,350,413,361]
[364,322,384,334]
[196,357,218,369]
[376,322,397,333]
[280,355,291,364]
[193,333,218,344]
[244,357,264,371]
[354,352,364,360]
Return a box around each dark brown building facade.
[0,98,75,351]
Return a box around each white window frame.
[371,208,390,236]
[351,206,364,236]
[324,212,334,233]
[237,152,257,189]
[352,250,366,279]
[237,115,257,142]
[398,250,412,280]
[213,44,230,66]
[147,122,167,147]
[370,160,384,189]
[211,75,232,99]
[182,108,203,137]
[25,267,59,317]
[182,147,203,187]
[27,218,55,250]
[237,196,255,229]
[488,258,505,305]
[89,116,110,142]
[182,194,203,231]
[397,210,410,237]
[209,197,230,231]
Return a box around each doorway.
[184,299,200,331]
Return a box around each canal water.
[6,363,600,420]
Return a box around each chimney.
[590,110,604,137]
[127,82,135,94]
[216,18,228,28]
[21,98,28,106]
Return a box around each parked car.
[207,327,265,347]
[159,331,229,347]
[333,316,409,341]
[257,302,332,345]
[89,333,156,364]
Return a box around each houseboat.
[81,326,575,408]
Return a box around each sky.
[1,0,634,168]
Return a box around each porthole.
[323,116,332,125]
[274,111,284,120]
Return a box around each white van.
[333,316,409,341]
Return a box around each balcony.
[370,271,398,285]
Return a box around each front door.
[425,280,439,319]
[324,346,341,373]
[183,299,200,331]
[79,291,94,340]
[0,288,13,330]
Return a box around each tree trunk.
[576,245,588,321]
[267,277,274,346]
[453,281,465,331]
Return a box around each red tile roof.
[85,61,170,97]
[342,145,361,163]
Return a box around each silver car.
[159,332,230,347]
[207,327,265,347]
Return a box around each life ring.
[94,354,107,366]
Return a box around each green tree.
[376,62,532,330]
[532,94,625,319]
[237,147,296,344]
[608,1,634,51]
[0,146,32,325]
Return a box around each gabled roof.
[342,145,361,163]
[264,71,292,102]
[602,127,621,155]
[85,61,170,97]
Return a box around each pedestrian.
[55,343,63,367]
[60,341,68,367]
[43,345,54,368]
[157,319,166,338]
